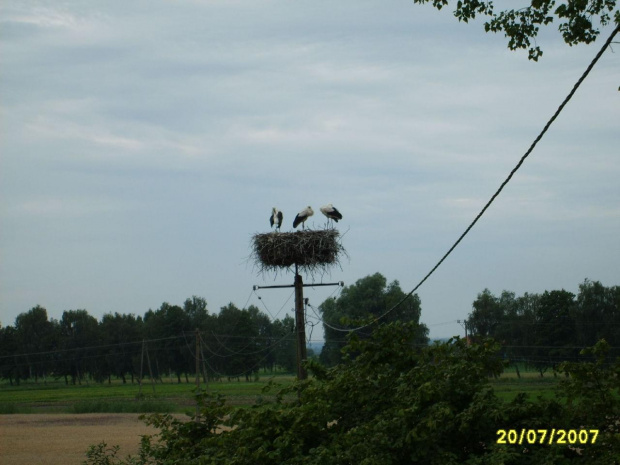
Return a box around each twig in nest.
[251,229,347,278]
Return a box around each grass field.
[0,369,561,414]
[491,373,561,401]
[0,373,297,414]
[0,370,564,464]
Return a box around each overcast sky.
[1,0,618,341]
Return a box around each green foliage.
[467,280,620,376]
[553,340,620,463]
[319,273,429,366]
[83,321,620,464]
[469,288,504,337]
[558,339,620,416]
[413,0,619,60]
[84,443,124,465]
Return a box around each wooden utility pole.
[145,343,156,393]
[457,319,469,344]
[138,339,156,396]
[195,329,200,421]
[138,339,145,397]
[254,277,343,382]
[294,270,308,380]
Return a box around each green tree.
[528,289,576,375]
[211,304,262,381]
[0,325,20,385]
[271,315,296,372]
[413,0,619,60]
[246,305,277,373]
[99,312,143,384]
[58,309,100,385]
[183,296,210,330]
[144,303,192,384]
[468,288,504,338]
[574,279,620,358]
[504,292,539,377]
[319,273,428,366]
[14,305,57,383]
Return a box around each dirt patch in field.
[0,413,186,465]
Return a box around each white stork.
[293,206,314,230]
[320,204,343,226]
[270,207,283,231]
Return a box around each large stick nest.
[251,229,346,275]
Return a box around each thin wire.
[208,331,269,357]
[199,331,294,358]
[324,283,343,301]
[0,335,182,360]
[253,288,294,321]
[316,25,620,334]
[427,320,459,327]
[1,331,292,363]
[307,302,355,333]
[212,288,258,354]
[182,331,199,361]
[240,288,254,310]
[200,334,295,380]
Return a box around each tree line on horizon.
[1,275,617,385]
[0,297,298,386]
[467,279,620,376]
[0,272,428,386]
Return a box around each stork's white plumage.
[293,206,314,229]
[270,207,283,231]
[320,204,343,224]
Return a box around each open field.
[0,371,561,414]
[0,374,297,414]
[491,371,562,401]
[0,372,563,464]
[0,413,172,465]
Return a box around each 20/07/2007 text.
[497,429,599,445]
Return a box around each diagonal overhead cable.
[321,25,620,333]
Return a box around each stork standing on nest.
[270,207,283,232]
[320,204,343,227]
[293,206,314,230]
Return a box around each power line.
[0,331,297,362]
[0,335,181,360]
[253,288,294,321]
[317,25,620,334]
[200,337,294,381]
[426,320,459,327]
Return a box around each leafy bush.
[84,322,620,465]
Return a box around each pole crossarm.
[253,281,344,290]
[253,279,344,381]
